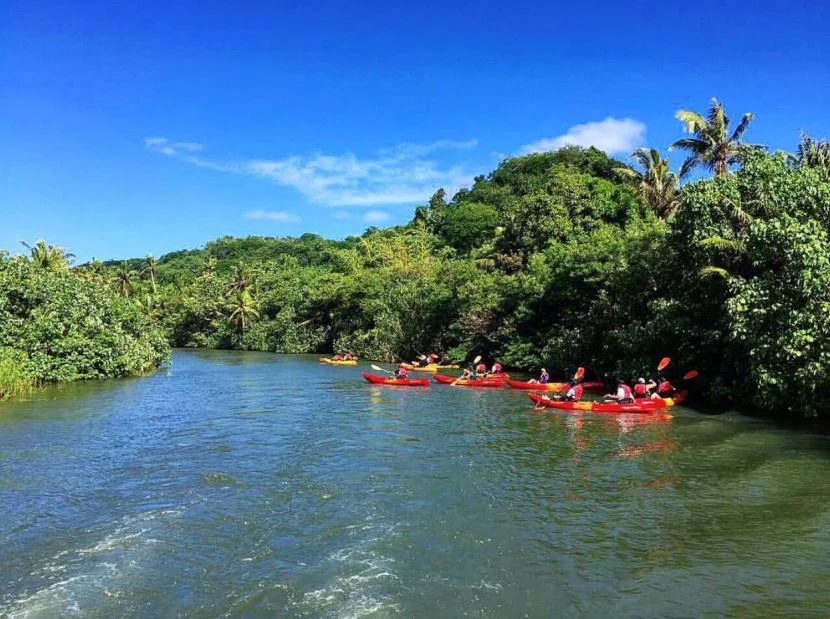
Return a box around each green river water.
[1,350,830,617]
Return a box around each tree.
[20,240,73,270]
[796,133,830,175]
[227,264,252,295]
[225,290,260,336]
[143,255,158,294]
[615,148,691,218]
[672,98,754,177]
[113,262,137,298]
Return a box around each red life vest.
[397,367,408,377]
[476,363,486,373]
[633,383,649,397]
[658,381,673,395]
[573,384,584,400]
[619,384,633,399]
[492,363,502,373]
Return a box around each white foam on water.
[2,506,186,619]
[297,521,402,618]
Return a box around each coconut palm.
[143,255,158,294]
[672,98,754,177]
[225,290,260,335]
[227,264,252,295]
[136,293,160,320]
[20,240,74,270]
[113,262,137,298]
[796,133,830,174]
[615,148,692,218]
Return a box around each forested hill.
[33,104,830,418]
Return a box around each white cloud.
[364,210,391,223]
[520,117,646,155]
[245,210,300,223]
[145,136,476,207]
[145,137,204,157]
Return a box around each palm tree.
[143,255,158,294]
[796,133,830,174]
[20,240,74,270]
[136,293,160,320]
[203,257,218,275]
[227,264,252,295]
[225,290,260,336]
[113,262,136,298]
[615,148,692,218]
[672,98,754,177]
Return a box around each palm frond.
[698,236,746,254]
[675,110,707,134]
[730,113,754,142]
[700,266,732,279]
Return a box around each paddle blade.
[473,355,482,365]
[574,367,585,380]
[658,357,671,371]
[683,370,699,380]
[371,364,393,373]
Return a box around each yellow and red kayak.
[401,362,460,373]
[433,373,509,387]
[528,391,686,414]
[319,357,358,366]
[506,379,605,393]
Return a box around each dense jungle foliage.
[6,100,830,417]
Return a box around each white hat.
[638,377,646,383]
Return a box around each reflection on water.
[1,350,830,617]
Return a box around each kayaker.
[633,377,656,399]
[653,376,675,399]
[475,361,487,376]
[556,379,583,402]
[427,353,439,364]
[394,364,409,378]
[333,353,343,361]
[343,352,353,361]
[605,380,634,403]
[491,360,503,375]
[527,368,549,385]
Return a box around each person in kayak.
[633,377,656,399]
[490,360,503,375]
[652,376,675,399]
[332,353,343,361]
[393,364,409,378]
[605,380,634,404]
[475,361,487,376]
[527,368,549,385]
[343,352,353,361]
[554,379,583,401]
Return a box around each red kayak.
[506,379,605,393]
[433,373,507,387]
[362,372,430,387]
[528,392,686,414]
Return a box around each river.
[1,350,829,617]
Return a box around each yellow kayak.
[402,362,459,373]
[319,357,358,366]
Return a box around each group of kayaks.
[361,372,686,415]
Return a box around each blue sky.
[2,0,828,261]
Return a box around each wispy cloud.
[520,117,646,155]
[364,210,391,223]
[145,137,204,157]
[146,137,477,207]
[245,210,300,223]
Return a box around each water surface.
[2,350,829,617]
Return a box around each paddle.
[573,367,585,381]
[371,364,395,375]
[452,355,481,386]
[683,370,699,380]
[658,356,671,371]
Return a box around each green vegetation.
[4,99,829,418]
[0,248,170,398]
